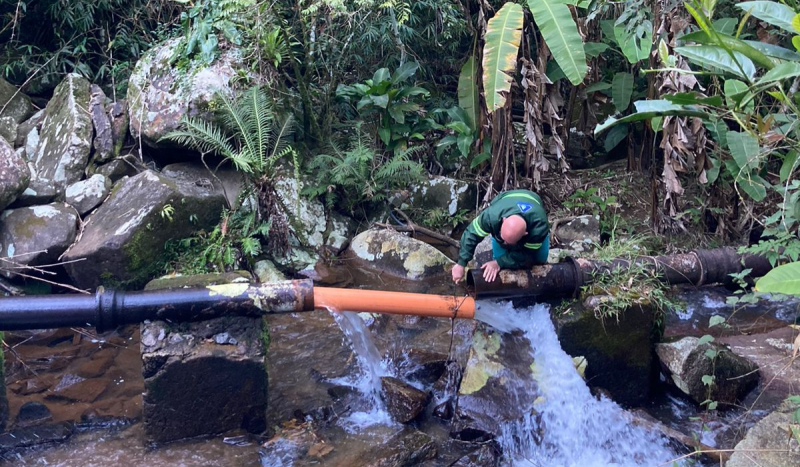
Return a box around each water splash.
[475,301,682,467]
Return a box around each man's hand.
[452,264,465,283]
[481,260,500,282]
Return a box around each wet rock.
[14,401,52,428]
[380,376,431,424]
[451,326,540,441]
[327,384,357,401]
[557,302,659,406]
[355,428,437,466]
[75,351,115,378]
[555,215,601,251]
[0,203,78,276]
[0,421,74,454]
[62,169,225,289]
[65,173,111,215]
[48,376,109,403]
[656,336,759,407]
[400,349,448,385]
[451,444,501,467]
[348,229,454,280]
[270,175,327,272]
[31,74,92,196]
[140,307,268,443]
[254,259,287,283]
[0,135,30,211]
[128,38,249,148]
[90,85,113,163]
[0,77,34,125]
[259,427,318,466]
[144,270,252,290]
[161,162,244,208]
[76,411,134,432]
[92,156,141,183]
[399,175,476,235]
[726,401,800,467]
[326,212,357,254]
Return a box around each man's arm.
[457,214,491,266]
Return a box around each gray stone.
[555,215,601,250]
[90,85,113,163]
[108,100,129,159]
[380,376,430,424]
[92,156,140,183]
[65,174,111,215]
[254,260,286,283]
[399,349,448,385]
[14,401,52,428]
[62,169,225,289]
[656,336,759,407]
[348,229,454,280]
[354,428,437,467]
[452,326,540,441]
[15,109,45,154]
[400,175,476,234]
[451,445,501,467]
[0,136,30,211]
[31,74,93,196]
[161,162,244,208]
[0,77,34,125]
[0,203,78,276]
[326,212,356,254]
[0,116,18,144]
[0,421,74,454]
[141,314,268,444]
[726,403,800,467]
[127,38,248,148]
[13,176,57,207]
[144,271,252,291]
[276,175,326,249]
[557,302,659,407]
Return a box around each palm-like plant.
[162,85,298,254]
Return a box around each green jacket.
[457,189,549,268]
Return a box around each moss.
[459,331,503,395]
[12,211,49,240]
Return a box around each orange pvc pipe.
[314,287,475,319]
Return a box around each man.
[452,189,550,283]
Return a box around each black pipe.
[0,280,315,332]
[468,247,773,300]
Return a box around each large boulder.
[65,174,111,216]
[451,326,540,441]
[398,176,475,235]
[554,215,601,251]
[30,74,93,196]
[726,401,800,467]
[380,376,430,424]
[15,109,45,157]
[89,85,113,164]
[348,229,454,280]
[62,169,225,289]
[127,38,247,148]
[656,336,759,407]
[0,203,78,276]
[556,301,659,406]
[0,136,30,211]
[0,77,34,126]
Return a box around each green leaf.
[708,401,718,410]
[594,100,709,134]
[709,315,727,327]
[726,131,760,171]
[737,173,769,201]
[679,31,775,70]
[527,0,588,85]
[378,127,391,145]
[612,72,634,113]
[698,334,715,345]
[736,1,797,34]
[713,17,738,36]
[546,60,567,82]
[794,13,800,33]
[658,38,669,65]
[743,40,800,62]
[604,123,628,152]
[794,36,800,53]
[705,349,719,359]
[470,151,491,168]
[724,79,753,110]
[701,374,715,386]
[781,150,799,182]
[758,62,800,84]
[457,133,472,158]
[458,56,480,130]
[584,42,609,58]
[392,61,419,84]
[585,82,612,93]
[675,45,757,80]
[664,92,723,107]
[755,261,800,295]
[370,94,390,109]
[483,2,524,111]
[615,24,652,64]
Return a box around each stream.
[1,279,797,466]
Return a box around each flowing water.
[475,301,683,467]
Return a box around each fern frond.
[162,117,237,159]
[217,91,257,159]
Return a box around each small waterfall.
[475,301,682,467]
[330,311,395,430]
